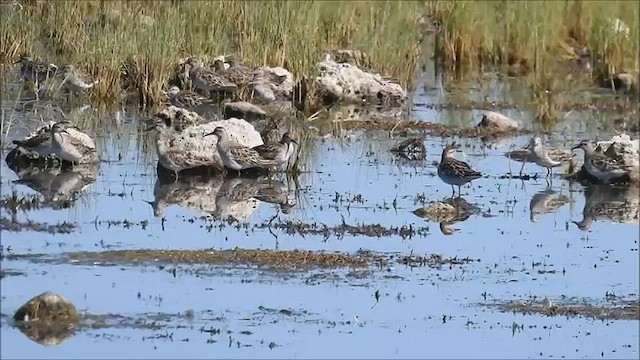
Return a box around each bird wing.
[547,148,573,163]
[448,158,482,177]
[590,154,630,172]
[13,132,50,148]
[200,70,237,91]
[252,143,280,160]
[165,149,213,168]
[229,146,277,167]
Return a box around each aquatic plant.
[0,1,421,108]
[428,0,639,84]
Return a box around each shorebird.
[204,127,279,175]
[437,144,483,197]
[13,121,96,163]
[214,58,254,87]
[14,55,58,87]
[186,58,237,97]
[572,140,630,184]
[252,132,298,169]
[50,122,83,164]
[525,136,574,178]
[150,118,214,181]
[166,85,215,109]
[59,64,98,94]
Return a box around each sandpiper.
[525,136,574,178]
[252,132,298,169]
[572,140,630,184]
[14,55,58,87]
[214,57,254,87]
[204,127,279,175]
[150,118,214,180]
[186,58,237,96]
[50,122,83,164]
[59,64,98,93]
[166,85,214,109]
[14,121,96,163]
[437,144,483,197]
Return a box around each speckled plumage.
[214,59,254,86]
[437,144,483,197]
[60,64,98,93]
[167,85,213,109]
[252,132,297,168]
[14,55,58,85]
[153,119,214,179]
[187,58,237,94]
[205,127,279,173]
[572,140,631,184]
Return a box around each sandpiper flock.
[8,54,636,197]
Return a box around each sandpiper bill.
[437,144,483,197]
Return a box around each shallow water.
[1,69,639,359]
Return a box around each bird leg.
[458,185,462,198]
[519,161,526,176]
[450,185,455,198]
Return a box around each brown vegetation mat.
[489,299,640,321]
[333,119,527,139]
[36,248,381,269]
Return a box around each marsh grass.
[428,1,639,85]
[1,1,421,109]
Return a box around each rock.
[601,73,639,94]
[476,111,519,133]
[14,292,79,323]
[251,82,276,103]
[249,67,294,103]
[598,134,640,183]
[13,292,78,346]
[154,106,263,171]
[223,101,267,121]
[313,59,408,107]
